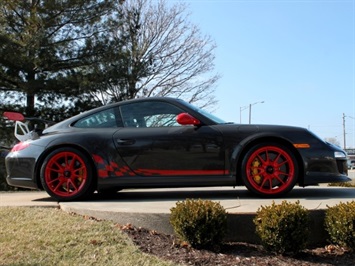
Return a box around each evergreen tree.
[0,0,123,116]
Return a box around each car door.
[113,100,225,177]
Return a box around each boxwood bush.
[325,201,355,250]
[170,199,227,249]
[253,200,310,254]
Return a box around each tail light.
[11,142,30,152]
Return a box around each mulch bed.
[120,224,355,266]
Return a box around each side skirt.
[97,175,237,190]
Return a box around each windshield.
[180,100,226,124]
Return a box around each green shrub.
[325,201,355,250]
[170,199,227,249]
[254,200,310,254]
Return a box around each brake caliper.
[252,158,262,184]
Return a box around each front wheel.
[241,143,298,197]
[40,148,96,201]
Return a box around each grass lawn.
[0,207,176,266]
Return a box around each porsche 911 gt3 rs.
[5,97,350,201]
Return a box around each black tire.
[241,142,298,197]
[40,147,96,201]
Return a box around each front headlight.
[334,151,347,158]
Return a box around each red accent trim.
[176,113,201,125]
[11,142,30,152]
[92,154,227,178]
[93,154,137,178]
[98,169,109,178]
[3,111,25,121]
[135,169,226,176]
[92,154,104,164]
[110,162,119,168]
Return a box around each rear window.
[73,108,121,128]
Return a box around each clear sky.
[176,0,355,149]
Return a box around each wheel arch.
[34,144,98,190]
[233,135,305,186]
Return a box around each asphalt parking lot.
[1,170,354,246]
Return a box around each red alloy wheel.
[242,144,298,196]
[41,148,95,201]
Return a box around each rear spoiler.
[3,111,55,142]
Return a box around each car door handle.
[117,139,136,145]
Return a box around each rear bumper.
[5,156,38,190]
[6,176,40,189]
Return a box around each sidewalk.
[0,191,57,207]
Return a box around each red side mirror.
[176,113,201,126]
[3,112,25,121]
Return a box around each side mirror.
[176,113,201,126]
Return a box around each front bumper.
[303,153,350,185]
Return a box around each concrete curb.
[60,204,173,233]
[60,204,328,247]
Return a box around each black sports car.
[4,97,350,201]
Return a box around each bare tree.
[93,0,220,109]
[324,137,341,147]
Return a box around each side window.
[120,101,184,128]
[73,108,121,128]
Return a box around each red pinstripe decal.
[93,154,228,178]
[135,169,226,176]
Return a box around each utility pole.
[248,101,264,124]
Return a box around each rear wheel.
[241,143,298,197]
[40,148,96,201]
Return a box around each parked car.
[4,97,350,201]
[0,146,9,158]
[348,160,355,170]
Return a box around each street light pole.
[249,103,252,124]
[343,114,355,149]
[249,101,265,124]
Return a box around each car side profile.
[5,97,350,201]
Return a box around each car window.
[120,101,184,128]
[73,108,121,128]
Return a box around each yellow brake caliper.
[77,169,84,185]
[252,158,262,184]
